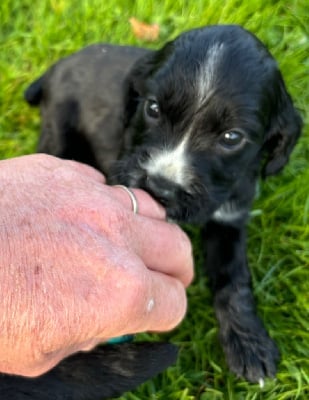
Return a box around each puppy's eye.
[219,130,245,149]
[144,99,160,120]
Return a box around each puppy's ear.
[126,45,171,91]
[123,50,157,127]
[261,76,302,177]
[123,45,173,130]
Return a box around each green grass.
[1,0,308,399]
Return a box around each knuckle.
[121,270,151,327]
[164,281,187,330]
[101,206,133,244]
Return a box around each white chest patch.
[143,135,192,187]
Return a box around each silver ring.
[115,185,138,214]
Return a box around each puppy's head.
[113,25,302,223]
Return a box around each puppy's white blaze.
[144,135,191,186]
[197,42,225,102]
[212,201,245,223]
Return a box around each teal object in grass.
[106,335,134,344]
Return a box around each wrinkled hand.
[0,154,193,377]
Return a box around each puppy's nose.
[144,175,176,206]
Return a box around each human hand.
[0,154,193,377]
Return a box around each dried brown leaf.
[129,17,160,42]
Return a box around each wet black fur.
[14,24,302,398]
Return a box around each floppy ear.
[123,50,157,127]
[126,51,158,93]
[261,76,302,177]
[123,43,174,125]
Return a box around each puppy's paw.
[221,325,280,383]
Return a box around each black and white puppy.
[112,25,302,384]
[24,43,150,172]
[19,24,302,396]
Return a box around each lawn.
[0,0,308,399]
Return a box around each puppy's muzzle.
[141,174,178,208]
[145,175,176,206]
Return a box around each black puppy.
[110,25,302,384]
[21,24,302,394]
[0,343,177,399]
[25,43,151,172]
